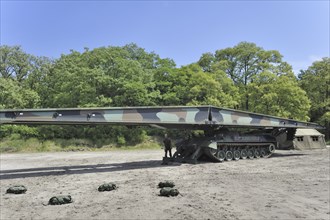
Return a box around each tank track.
[204,143,276,162]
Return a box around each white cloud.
[289,55,324,74]
[308,55,323,62]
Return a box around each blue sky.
[1,1,329,73]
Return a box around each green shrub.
[117,136,126,146]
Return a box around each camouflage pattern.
[159,187,179,197]
[48,195,73,205]
[98,183,117,192]
[6,185,27,194]
[158,181,175,188]
[0,106,323,130]
[210,107,322,129]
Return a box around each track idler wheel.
[240,149,248,159]
[233,150,240,161]
[225,151,233,161]
[269,144,276,153]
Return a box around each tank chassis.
[168,128,279,163]
[0,105,323,163]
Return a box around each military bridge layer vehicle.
[0,106,323,163]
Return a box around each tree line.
[0,42,329,144]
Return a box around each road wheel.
[254,149,261,158]
[240,149,248,159]
[217,150,226,162]
[233,150,240,161]
[247,149,254,159]
[260,148,267,157]
[225,151,233,161]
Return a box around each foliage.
[247,72,310,120]
[0,45,34,82]
[0,78,40,109]
[0,135,161,153]
[299,58,330,138]
[198,42,299,112]
[153,63,239,107]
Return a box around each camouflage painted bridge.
[0,106,322,130]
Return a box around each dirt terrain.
[1,148,329,220]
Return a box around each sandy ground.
[0,148,329,220]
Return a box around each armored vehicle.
[0,106,323,163]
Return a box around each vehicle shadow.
[269,152,307,158]
[0,160,181,180]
